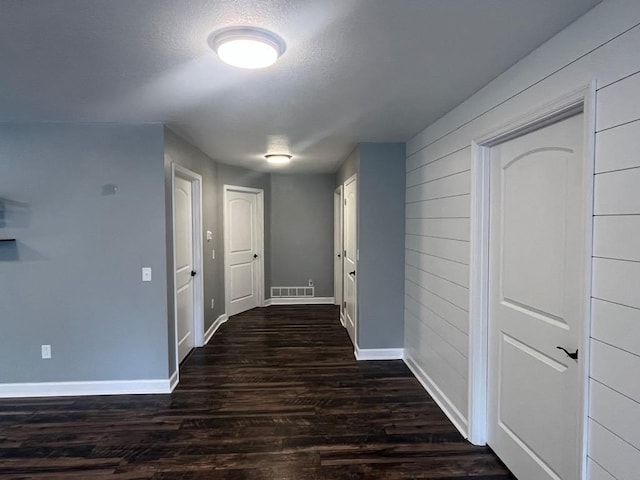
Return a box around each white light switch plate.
[142,267,152,282]
[41,345,51,359]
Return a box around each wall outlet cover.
[41,345,51,359]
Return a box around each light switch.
[142,267,152,282]
[212,249,215,260]
[206,230,213,242]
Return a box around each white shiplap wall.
[404,1,640,478]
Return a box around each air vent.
[271,286,314,298]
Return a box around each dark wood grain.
[0,305,515,479]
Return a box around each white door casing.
[172,164,204,371]
[343,175,357,346]
[224,185,264,317]
[334,186,344,321]
[485,111,588,480]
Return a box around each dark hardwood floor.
[0,305,514,479]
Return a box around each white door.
[343,176,357,345]
[334,186,343,320]
[174,175,195,363]
[488,113,585,480]
[225,187,263,316]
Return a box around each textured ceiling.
[0,0,601,173]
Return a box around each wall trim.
[354,347,404,361]
[0,379,173,398]
[339,313,346,327]
[204,314,228,344]
[404,355,469,439]
[169,370,179,392]
[264,297,335,306]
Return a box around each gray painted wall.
[334,142,406,349]
[357,143,406,348]
[164,128,225,375]
[270,174,335,297]
[0,123,168,383]
[335,146,359,187]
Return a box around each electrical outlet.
[308,278,314,287]
[41,345,51,359]
[211,298,215,309]
[142,267,152,282]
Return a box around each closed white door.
[225,188,262,316]
[343,176,357,345]
[174,175,195,363]
[334,187,343,318]
[488,113,585,480]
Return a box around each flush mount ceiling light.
[209,27,285,69]
[265,154,292,165]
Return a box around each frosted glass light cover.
[211,28,285,70]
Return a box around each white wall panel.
[587,459,616,480]
[591,339,640,402]
[406,170,471,203]
[592,299,640,357]
[593,216,640,261]
[592,257,640,310]
[405,218,470,241]
[590,380,640,451]
[588,420,640,480]
[405,249,469,287]
[405,195,470,219]
[405,235,469,265]
[404,4,640,468]
[597,72,640,131]
[595,120,640,173]
[405,265,469,311]
[594,167,640,215]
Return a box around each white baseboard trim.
[264,297,335,306]
[339,313,345,327]
[204,314,228,344]
[0,378,173,398]
[403,355,468,438]
[354,346,405,361]
[169,370,179,392]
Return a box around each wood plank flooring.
[0,305,515,479]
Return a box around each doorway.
[334,185,344,324]
[343,174,357,346]
[468,86,595,480]
[223,185,265,317]
[172,164,204,369]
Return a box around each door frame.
[223,185,265,314]
[467,82,596,476]
[171,163,205,376]
[343,173,358,346]
[334,185,344,325]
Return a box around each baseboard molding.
[169,370,179,392]
[339,313,345,327]
[354,346,405,361]
[403,355,469,438]
[204,314,228,344]
[264,297,335,306]
[0,378,173,398]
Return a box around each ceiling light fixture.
[265,154,292,165]
[209,27,285,69]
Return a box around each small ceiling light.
[265,154,292,165]
[209,27,285,69]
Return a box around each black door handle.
[190,270,196,277]
[349,271,356,276]
[556,346,578,360]
[337,253,341,258]
[253,254,258,259]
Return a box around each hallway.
[0,306,514,479]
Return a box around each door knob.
[190,270,197,277]
[556,346,578,360]
[337,253,341,258]
[253,254,258,259]
[349,270,356,276]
